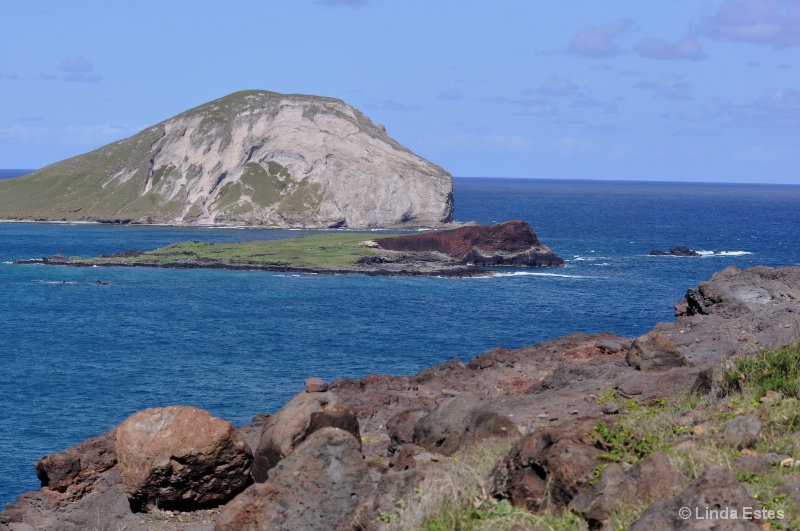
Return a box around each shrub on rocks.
[115,405,253,512]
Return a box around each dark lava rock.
[377,220,564,267]
[650,246,702,257]
[723,414,762,449]
[252,391,360,482]
[412,396,520,456]
[216,427,373,531]
[629,466,762,530]
[491,418,602,511]
[626,330,686,372]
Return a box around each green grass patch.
[83,232,388,270]
[721,343,800,399]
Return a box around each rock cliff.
[0,91,454,228]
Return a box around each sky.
[1,0,799,184]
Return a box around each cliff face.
[0,91,454,228]
[376,220,565,267]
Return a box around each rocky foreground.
[3,265,800,530]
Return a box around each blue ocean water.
[1,177,799,505]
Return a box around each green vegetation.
[76,232,387,271]
[720,343,800,399]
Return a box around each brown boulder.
[390,443,445,471]
[629,466,762,530]
[216,427,373,531]
[386,408,428,454]
[412,396,520,456]
[568,451,684,527]
[626,330,686,371]
[34,428,117,501]
[491,418,601,511]
[304,376,329,393]
[115,405,253,511]
[251,391,360,482]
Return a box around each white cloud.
[568,19,635,58]
[532,76,581,97]
[636,75,693,100]
[634,37,705,60]
[699,0,800,48]
[59,56,94,73]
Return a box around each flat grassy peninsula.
[81,232,389,271]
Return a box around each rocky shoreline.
[3,265,800,530]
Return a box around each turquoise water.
[1,177,799,505]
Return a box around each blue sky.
[1,0,798,183]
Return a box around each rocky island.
[3,265,800,530]
[19,220,565,277]
[0,90,453,229]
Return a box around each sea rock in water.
[377,220,564,267]
[115,405,253,511]
[649,246,701,257]
[0,90,453,228]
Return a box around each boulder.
[390,443,445,471]
[626,330,686,371]
[568,451,684,528]
[723,414,762,449]
[412,396,520,456]
[115,405,253,511]
[252,391,360,482]
[238,412,271,454]
[34,428,117,501]
[491,418,602,511]
[304,376,329,393]
[629,466,762,530]
[386,409,428,454]
[0,468,136,531]
[216,427,373,531]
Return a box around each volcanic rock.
[376,220,564,267]
[216,427,373,531]
[568,451,684,528]
[115,405,253,511]
[251,390,360,482]
[649,246,701,257]
[629,466,762,530]
[412,396,520,456]
[491,418,602,511]
[626,330,686,371]
[304,376,328,393]
[0,90,453,228]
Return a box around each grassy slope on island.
[78,232,389,270]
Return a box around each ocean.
[1,176,799,506]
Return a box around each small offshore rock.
[304,376,328,393]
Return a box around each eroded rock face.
[491,418,602,511]
[412,396,520,456]
[377,220,564,267]
[216,427,373,531]
[115,405,253,511]
[626,330,686,372]
[629,466,762,530]
[0,90,454,228]
[251,391,360,482]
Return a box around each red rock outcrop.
[376,220,564,267]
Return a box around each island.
[0,90,453,229]
[20,220,565,277]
